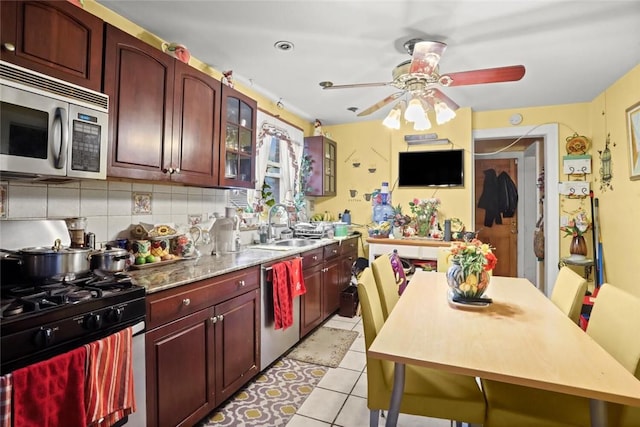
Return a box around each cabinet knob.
[182,298,191,306]
[238,280,246,287]
[174,168,180,174]
[210,316,217,324]
[217,314,224,322]
[3,43,16,52]
[312,256,318,261]
[162,167,173,174]
[332,249,338,254]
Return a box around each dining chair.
[550,266,588,324]
[371,254,400,319]
[481,283,640,427]
[437,247,451,272]
[357,267,487,427]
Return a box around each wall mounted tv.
[398,149,465,187]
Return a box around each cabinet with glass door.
[219,85,256,188]
[303,136,336,196]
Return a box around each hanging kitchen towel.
[286,258,307,298]
[84,327,135,427]
[13,346,87,427]
[0,374,11,427]
[271,261,293,330]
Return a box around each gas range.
[1,272,146,375]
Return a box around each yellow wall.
[87,1,639,294]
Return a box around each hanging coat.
[497,171,518,218]
[478,169,502,227]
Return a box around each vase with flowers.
[560,210,591,260]
[446,239,498,299]
[391,204,411,238]
[409,198,440,237]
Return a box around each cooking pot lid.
[97,248,129,256]
[20,246,90,254]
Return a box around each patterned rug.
[198,358,327,426]
[285,326,359,368]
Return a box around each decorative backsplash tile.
[2,180,233,245]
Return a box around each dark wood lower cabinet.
[145,269,260,427]
[300,263,323,337]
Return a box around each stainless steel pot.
[89,248,131,273]
[8,239,92,281]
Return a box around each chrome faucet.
[267,203,290,241]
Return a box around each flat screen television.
[398,149,464,187]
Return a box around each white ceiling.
[99,0,640,126]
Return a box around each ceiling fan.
[320,39,525,126]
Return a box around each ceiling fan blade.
[428,88,460,111]
[321,81,391,90]
[440,65,526,87]
[409,41,447,75]
[357,91,405,117]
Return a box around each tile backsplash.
[1,179,232,245]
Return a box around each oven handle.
[53,107,68,170]
[131,320,145,336]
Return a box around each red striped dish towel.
[0,374,11,427]
[84,327,136,427]
[13,346,87,427]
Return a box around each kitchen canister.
[334,222,348,238]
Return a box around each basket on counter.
[367,221,391,238]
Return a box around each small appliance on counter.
[64,217,88,248]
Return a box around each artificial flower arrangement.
[447,239,498,297]
[391,204,412,228]
[408,198,440,236]
[560,209,591,237]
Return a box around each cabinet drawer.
[147,267,259,329]
[301,247,323,269]
[324,243,340,260]
[339,237,358,257]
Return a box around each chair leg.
[370,409,380,427]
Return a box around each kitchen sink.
[272,238,317,247]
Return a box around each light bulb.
[435,100,456,125]
[382,106,401,129]
[404,98,425,122]
[413,114,432,131]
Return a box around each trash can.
[339,285,359,318]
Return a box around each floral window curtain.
[252,110,304,210]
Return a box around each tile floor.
[286,313,452,427]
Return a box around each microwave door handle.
[52,107,68,169]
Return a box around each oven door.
[0,83,69,177]
[125,320,147,427]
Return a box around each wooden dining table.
[367,271,640,427]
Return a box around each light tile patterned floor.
[288,314,454,427]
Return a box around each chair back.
[587,284,640,377]
[550,266,587,324]
[372,254,400,319]
[437,247,451,272]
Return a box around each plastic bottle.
[374,182,394,223]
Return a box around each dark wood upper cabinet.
[104,24,221,186]
[0,1,103,91]
[304,135,337,196]
[218,84,256,189]
[171,60,221,186]
[104,24,173,181]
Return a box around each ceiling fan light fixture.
[382,102,403,129]
[404,97,425,122]
[413,113,432,131]
[434,100,456,125]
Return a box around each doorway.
[473,124,559,296]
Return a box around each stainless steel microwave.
[0,61,109,181]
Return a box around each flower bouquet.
[445,239,498,298]
[560,210,591,259]
[409,198,440,237]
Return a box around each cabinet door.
[104,24,173,181]
[0,1,103,91]
[171,60,221,187]
[146,308,216,427]
[323,259,341,318]
[303,136,337,196]
[218,84,256,188]
[214,289,260,404]
[301,264,323,337]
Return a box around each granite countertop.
[128,237,354,294]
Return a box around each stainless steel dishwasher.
[260,257,301,369]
